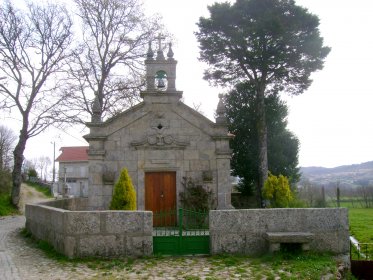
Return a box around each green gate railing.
[153,208,210,255]
[351,241,373,260]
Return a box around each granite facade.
[84,93,233,210]
[83,46,233,211]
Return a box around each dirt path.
[18,183,53,214]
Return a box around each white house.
[55,146,89,197]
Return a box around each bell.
[155,70,167,90]
[157,78,165,88]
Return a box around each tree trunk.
[11,125,28,207]
[256,86,268,208]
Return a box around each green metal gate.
[153,208,210,255]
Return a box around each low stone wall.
[209,208,349,255]
[40,197,89,211]
[25,199,152,258]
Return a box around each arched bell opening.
[155,70,168,91]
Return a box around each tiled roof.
[55,146,88,162]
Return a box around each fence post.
[179,208,183,236]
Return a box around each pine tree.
[110,168,136,210]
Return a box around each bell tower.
[141,34,182,99]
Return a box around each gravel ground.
[0,184,341,280]
[0,216,256,280]
[0,185,255,280]
[0,215,342,280]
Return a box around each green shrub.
[109,168,136,210]
[179,177,214,211]
[262,173,294,208]
[288,198,307,208]
[27,168,38,179]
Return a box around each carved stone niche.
[102,170,115,184]
[202,170,213,182]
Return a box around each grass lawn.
[349,208,373,243]
[349,207,373,260]
[0,193,19,216]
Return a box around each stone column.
[216,153,234,209]
[84,134,107,210]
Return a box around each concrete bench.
[264,232,314,252]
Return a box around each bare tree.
[35,156,51,181]
[43,156,51,181]
[0,125,16,171]
[0,1,73,206]
[66,0,162,123]
[357,185,373,208]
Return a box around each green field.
[348,208,373,260]
[327,198,371,209]
[349,208,373,243]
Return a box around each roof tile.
[55,146,88,162]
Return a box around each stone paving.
[0,216,22,280]
[0,215,244,280]
[0,215,260,280]
[0,215,343,280]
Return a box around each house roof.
[55,146,88,162]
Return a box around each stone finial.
[91,93,102,123]
[146,41,154,59]
[216,94,227,124]
[167,42,174,60]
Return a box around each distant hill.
[300,161,373,188]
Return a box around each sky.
[2,0,373,170]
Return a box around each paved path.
[0,215,95,280]
[0,216,23,280]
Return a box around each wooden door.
[145,172,176,226]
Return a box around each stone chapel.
[83,38,233,212]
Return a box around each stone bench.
[264,232,314,252]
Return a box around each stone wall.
[40,198,89,211]
[25,199,152,258]
[209,208,349,255]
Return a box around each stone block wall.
[209,208,349,255]
[25,199,152,258]
[41,198,89,211]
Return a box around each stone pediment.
[87,96,229,142]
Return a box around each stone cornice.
[87,149,105,160]
[83,135,107,141]
[216,148,232,156]
[140,90,183,99]
[212,135,234,141]
[85,122,106,128]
